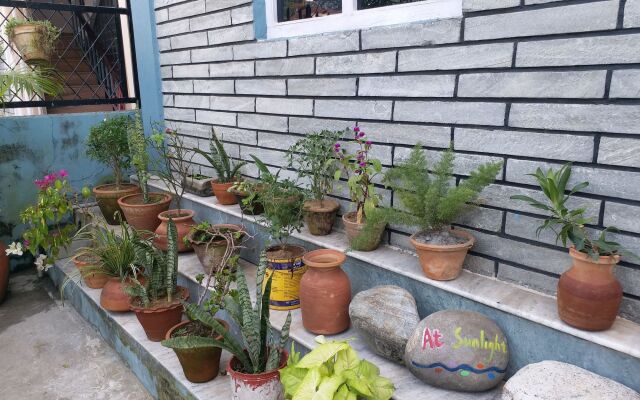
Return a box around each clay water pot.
[117,193,172,232]
[300,249,351,334]
[188,224,245,274]
[154,209,196,252]
[93,183,140,225]
[557,248,622,331]
[0,243,9,304]
[342,212,386,252]
[304,199,340,236]
[410,229,475,281]
[72,254,109,289]
[211,180,237,205]
[227,351,288,400]
[10,24,51,63]
[166,319,229,383]
[130,286,190,342]
[100,276,144,312]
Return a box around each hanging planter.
[5,19,61,64]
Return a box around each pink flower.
[58,169,68,178]
[353,127,360,132]
[165,128,173,134]
[365,140,372,146]
[23,240,30,247]
[358,132,365,138]
[333,143,341,153]
[34,179,48,189]
[359,161,366,167]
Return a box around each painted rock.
[404,310,508,392]
[349,285,420,363]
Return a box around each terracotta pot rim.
[568,247,620,265]
[158,209,196,221]
[166,319,229,341]
[212,179,237,186]
[304,199,340,213]
[266,244,306,261]
[129,286,190,313]
[117,193,172,207]
[226,350,288,379]
[93,183,139,195]
[410,229,475,252]
[71,253,100,266]
[303,249,346,269]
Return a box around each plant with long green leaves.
[0,66,63,105]
[193,128,246,184]
[127,110,151,203]
[510,163,637,260]
[86,115,131,188]
[162,251,292,374]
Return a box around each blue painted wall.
[253,0,267,39]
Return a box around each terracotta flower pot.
[300,249,351,334]
[342,212,386,252]
[130,286,190,342]
[72,254,109,289]
[10,24,50,63]
[93,183,140,225]
[188,224,245,274]
[227,351,288,400]
[166,319,230,383]
[304,199,340,236]
[212,180,237,205]
[410,229,475,281]
[100,276,141,312]
[266,245,307,311]
[117,193,172,232]
[557,248,622,331]
[154,209,196,252]
[0,243,9,304]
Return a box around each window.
[266,0,461,39]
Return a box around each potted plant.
[150,125,197,252]
[252,155,307,310]
[228,180,265,215]
[280,336,395,399]
[193,128,246,205]
[511,163,637,331]
[384,145,501,281]
[334,127,386,251]
[118,110,172,232]
[186,221,245,274]
[184,169,214,197]
[5,18,61,64]
[288,130,342,236]
[86,115,140,225]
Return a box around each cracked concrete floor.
[0,269,152,400]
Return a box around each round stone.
[404,310,508,392]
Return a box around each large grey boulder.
[404,310,508,392]
[502,361,639,400]
[349,285,420,363]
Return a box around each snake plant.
[193,128,246,184]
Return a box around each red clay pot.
[304,199,340,236]
[227,351,288,400]
[300,249,351,334]
[557,248,622,331]
[130,286,190,341]
[0,243,9,304]
[212,180,237,205]
[117,193,172,232]
[154,209,196,252]
[93,183,141,225]
[100,276,142,312]
[410,229,475,281]
[342,212,386,252]
[72,254,109,289]
[166,319,230,383]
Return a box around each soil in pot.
[117,193,172,232]
[410,228,475,281]
[227,350,288,400]
[304,199,340,236]
[0,243,9,304]
[212,180,237,205]
[300,249,350,334]
[557,248,622,331]
[265,245,307,311]
[167,319,230,383]
[93,183,140,225]
[342,212,386,252]
[154,209,196,252]
[100,276,143,312]
[188,224,245,274]
[130,286,190,341]
[72,254,109,289]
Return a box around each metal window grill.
[0,0,138,110]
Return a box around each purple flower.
[365,140,372,146]
[23,240,30,247]
[353,126,360,132]
[359,161,366,167]
[333,143,341,153]
[358,132,365,138]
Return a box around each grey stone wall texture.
[154,0,640,322]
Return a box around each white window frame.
[265,0,462,39]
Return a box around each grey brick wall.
[154,0,640,322]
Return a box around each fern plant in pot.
[384,145,501,281]
[511,163,637,331]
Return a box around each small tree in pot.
[384,145,501,281]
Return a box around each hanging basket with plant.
[5,18,61,64]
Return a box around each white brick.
[205,0,251,12]
[463,0,519,12]
[458,71,607,99]
[190,11,231,31]
[193,79,234,94]
[464,254,496,277]
[168,121,212,138]
[209,61,254,77]
[168,0,205,19]
[191,46,233,62]
[316,52,396,75]
[356,122,451,147]
[399,43,513,71]
[161,66,172,79]
[256,97,313,116]
[395,147,504,178]
[208,24,254,45]
[624,0,640,27]
[288,117,354,134]
[175,94,209,109]
[165,107,195,121]
[231,6,253,24]
[315,100,392,120]
[159,50,190,65]
[163,95,174,107]
[258,132,299,149]
[598,137,640,167]
[288,78,356,97]
[454,128,594,162]
[359,75,455,97]
[238,113,288,132]
[498,264,558,295]
[609,70,640,98]
[195,110,237,126]
[156,8,169,23]
[604,202,640,234]
[170,32,208,50]
[233,41,287,60]
[394,101,505,126]
[210,96,255,112]
[509,103,640,134]
[361,19,460,50]
[240,146,288,167]
[158,38,171,51]
[288,30,359,56]
[156,19,189,38]
[215,126,257,145]
[256,58,314,76]
[235,79,286,95]
[173,64,209,78]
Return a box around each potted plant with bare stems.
[5,18,61,64]
[186,221,246,274]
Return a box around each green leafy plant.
[86,115,132,188]
[127,110,151,203]
[163,251,292,375]
[229,180,264,213]
[510,163,637,260]
[384,145,501,235]
[5,18,61,57]
[0,66,63,105]
[280,336,395,400]
[193,128,246,184]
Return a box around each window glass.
[358,0,422,10]
[277,0,342,22]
